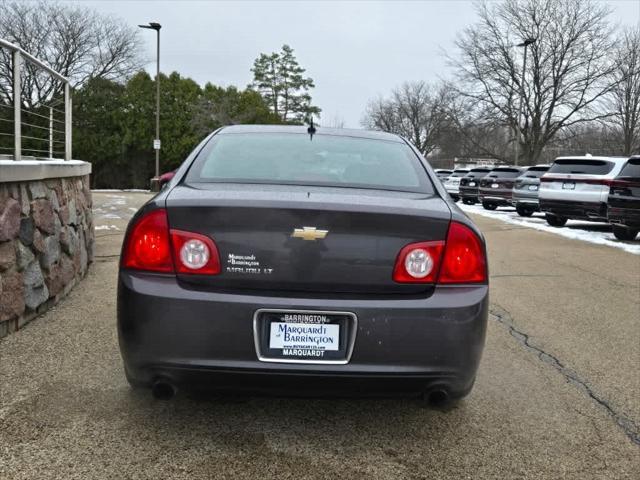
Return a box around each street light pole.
[514,37,536,166]
[139,22,162,180]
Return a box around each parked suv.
[512,165,550,217]
[435,169,453,181]
[478,167,522,210]
[459,168,492,205]
[539,156,628,227]
[607,156,640,241]
[443,169,469,201]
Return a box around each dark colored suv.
[607,156,640,241]
[459,168,492,205]
[512,165,550,217]
[478,167,523,210]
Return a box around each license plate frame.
[253,309,357,364]
[563,181,576,190]
[491,183,499,188]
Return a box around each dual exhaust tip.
[151,379,176,400]
[150,379,451,406]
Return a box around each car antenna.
[307,117,316,141]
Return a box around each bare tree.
[604,27,640,155]
[0,0,143,107]
[362,81,449,155]
[448,0,616,164]
[325,113,346,129]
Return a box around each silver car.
[512,165,550,217]
[539,156,628,227]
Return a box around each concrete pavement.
[0,192,638,479]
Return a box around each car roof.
[218,124,404,143]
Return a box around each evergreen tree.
[250,45,321,124]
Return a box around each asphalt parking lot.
[0,191,638,479]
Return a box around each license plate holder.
[253,309,357,364]
[563,181,576,190]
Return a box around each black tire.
[516,204,534,217]
[545,214,567,227]
[612,225,639,241]
[482,201,497,210]
[462,198,474,205]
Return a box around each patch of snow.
[459,203,640,255]
[95,225,120,231]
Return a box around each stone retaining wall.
[0,175,94,338]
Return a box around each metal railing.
[0,38,72,161]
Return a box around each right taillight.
[393,221,487,285]
[438,222,487,284]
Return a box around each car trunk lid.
[166,183,451,294]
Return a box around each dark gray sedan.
[118,125,488,404]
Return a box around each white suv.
[539,156,628,227]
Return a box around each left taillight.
[122,209,173,272]
[170,229,220,275]
[122,208,221,275]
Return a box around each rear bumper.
[512,190,539,203]
[459,186,479,201]
[478,191,512,205]
[117,272,488,397]
[539,199,607,221]
[608,206,640,228]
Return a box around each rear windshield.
[619,159,640,177]
[524,166,549,178]
[488,168,521,178]
[548,159,614,175]
[186,133,433,193]
[467,169,491,178]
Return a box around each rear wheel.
[612,225,639,241]
[516,204,534,217]
[482,201,497,210]
[545,214,567,227]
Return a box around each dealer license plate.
[491,183,499,188]
[528,185,538,191]
[254,310,356,363]
[469,181,476,187]
[563,182,576,190]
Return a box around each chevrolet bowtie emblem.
[291,227,329,241]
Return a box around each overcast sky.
[80,0,639,128]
